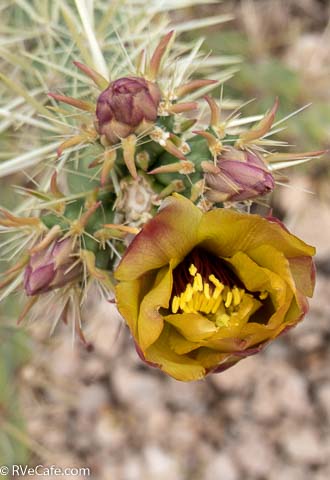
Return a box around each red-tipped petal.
[48,93,95,112]
[175,80,218,98]
[148,30,175,80]
[73,61,109,89]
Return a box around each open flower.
[203,147,275,202]
[115,194,315,381]
[95,76,161,145]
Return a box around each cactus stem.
[1,255,29,276]
[73,61,109,90]
[201,161,220,174]
[17,296,39,325]
[0,209,40,227]
[236,97,279,147]
[135,49,146,75]
[101,150,117,186]
[168,102,198,114]
[122,134,138,179]
[158,180,185,198]
[190,179,205,202]
[29,225,62,254]
[103,224,140,235]
[162,139,186,160]
[148,30,175,80]
[78,201,102,229]
[204,95,221,127]
[48,93,95,112]
[57,134,87,157]
[80,250,114,291]
[50,172,65,198]
[174,80,218,99]
[193,130,223,157]
[149,160,194,175]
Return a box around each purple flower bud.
[205,147,275,202]
[24,238,81,296]
[95,76,161,144]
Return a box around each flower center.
[171,262,247,327]
[170,248,268,327]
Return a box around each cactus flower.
[204,147,274,202]
[95,76,161,144]
[115,194,315,381]
[24,237,81,296]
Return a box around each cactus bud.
[24,238,81,296]
[95,76,161,144]
[204,147,274,202]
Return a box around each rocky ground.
[17,176,330,480]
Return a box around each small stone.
[121,455,144,480]
[282,425,325,464]
[78,384,108,415]
[111,366,163,412]
[210,355,258,393]
[203,454,238,480]
[251,360,311,420]
[269,464,310,480]
[143,445,183,480]
[317,383,330,419]
[232,424,275,477]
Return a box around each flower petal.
[115,194,202,281]
[198,209,315,259]
[288,256,315,297]
[115,272,156,337]
[145,327,206,381]
[247,244,295,290]
[227,251,289,312]
[137,265,173,350]
[165,312,217,342]
[194,347,232,369]
[168,328,202,354]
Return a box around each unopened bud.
[95,76,161,144]
[204,147,274,202]
[24,238,81,296]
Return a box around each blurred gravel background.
[1,1,330,479]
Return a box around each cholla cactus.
[0,1,326,379]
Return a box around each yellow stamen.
[185,283,193,302]
[213,283,224,299]
[179,294,186,311]
[172,296,180,314]
[209,274,222,288]
[211,294,223,314]
[189,264,197,276]
[205,297,216,314]
[200,296,209,313]
[233,287,241,306]
[259,291,268,300]
[204,282,211,299]
[194,292,202,311]
[171,265,248,324]
[225,291,233,308]
[195,273,203,292]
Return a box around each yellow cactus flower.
[115,195,315,382]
